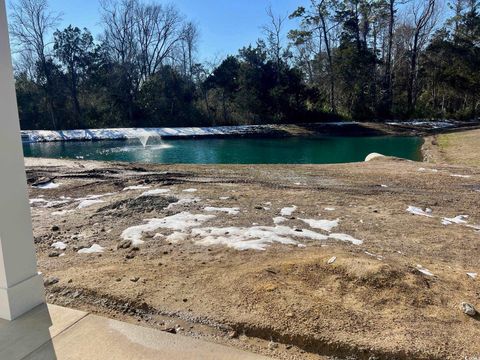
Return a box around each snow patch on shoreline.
[22,123,357,143]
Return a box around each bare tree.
[135,2,184,81]
[262,5,288,71]
[406,0,438,113]
[179,21,199,80]
[9,0,61,129]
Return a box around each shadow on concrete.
[0,304,57,360]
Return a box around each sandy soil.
[25,150,480,360]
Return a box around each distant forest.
[9,0,480,130]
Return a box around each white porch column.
[0,0,45,320]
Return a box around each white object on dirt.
[183,188,198,193]
[461,302,477,317]
[166,197,201,210]
[51,241,67,250]
[300,218,339,232]
[33,181,61,189]
[327,256,337,264]
[204,207,240,215]
[77,199,105,209]
[280,206,297,216]
[123,185,150,191]
[467,272,477,279]
[165,232,189,243]
[418,167,439,173]
[141,189,171,196]
[442,215,469,225]
[328,233,363,245]
[30,198,48,204]
[273,217,287,225]
[78,244,104,254]
[407,206,434,218]
[450,174,471,178]
[365,251,384,260]
[365,153,385,162]
[51,210,75,216]
[416,265,434,277]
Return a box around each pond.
[23,136,423,164]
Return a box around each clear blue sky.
[8,0,306,61]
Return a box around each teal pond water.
[23,136,423,164]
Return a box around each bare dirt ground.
[26,145,480,359]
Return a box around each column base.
[0,273,45,320]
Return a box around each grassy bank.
[424,128,480,167]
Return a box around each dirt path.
[25,153,480,360]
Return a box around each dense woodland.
[9,0,480,130]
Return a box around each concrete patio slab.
[0,304,87,360]
[2,304,272,360]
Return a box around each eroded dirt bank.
[26,157,480,360]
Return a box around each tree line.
[9,0,480,130]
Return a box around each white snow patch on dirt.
[407,206,433,217]
[78,199,105,209]
[416,265,434,277]
[123,185,151,191]
[166,197,201,209]
[33,181,61,189]
[141,189,171,196]
[450,174,471,178]
[273,216,287,225]
[300,218,340,232]
[280,206,297,216]
[192,225,330,251]
[121,212,215,246]
[30,198,48,204]
[165,232,190,243]
[78,244,104,254]
[51,210,75,216]
[418,168,438,173]
[204,207,240,215]
[51,241,67,250]
[328,233,363,245]
[442,215,469,225]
